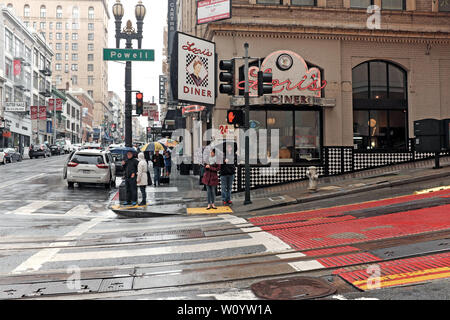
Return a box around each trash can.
[180,163,190,175]
[119,180,127,202]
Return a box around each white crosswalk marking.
[6,201,53,215]
[12,217,105,273]
[65,204,91,216]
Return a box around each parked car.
[72,143,82,151]
[64,149,116,189]
[49,144,64,155]
[0,149,6,165]
[109,147,138,177]
[1,148,22,163]
[29,144,52,159]
[82,142,102,150]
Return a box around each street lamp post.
[112,0,146,147]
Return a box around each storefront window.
[268,111,294,162]
[353,110,406,150]
[256,0,282,4]
[440,0,450,11]
[388,64,406,100]
[382,0,405,10]
[292,0,316,6]
[352,63,369,99]
[370,61,388,100]
[249,110,321,163]
[350,0,373,8]
[353,61,407,150]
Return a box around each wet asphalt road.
[0,155,449,300]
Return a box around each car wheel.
[68,181,74,188]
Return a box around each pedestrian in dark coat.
[152,151,164,186]
[122,151,139,205]
[202,149,220,209]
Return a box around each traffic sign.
[103,48,154,61]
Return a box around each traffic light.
[219,59,235,96]
[136,92,143,115]
[227,110,244,126]
[257,70,273,96]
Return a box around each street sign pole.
[244,43,252,205]
[124,39,133,148]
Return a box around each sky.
[107,0,167,127]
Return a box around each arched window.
[72,6,79,19]
[7,3,13,9]
[88,7,94,19]
[56,6,62,18]
[352,61,408,150]
[40,5,46,18]
[24,5,30,17]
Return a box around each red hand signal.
[228,112,235,123]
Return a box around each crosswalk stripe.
[6,201,53,215]
[12,217,105,273]
[49,236,270,262]
[65,204,91,216]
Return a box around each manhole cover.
[251,276,336,300]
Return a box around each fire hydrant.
[306,166,319,193]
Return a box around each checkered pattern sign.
[176,32,215,105]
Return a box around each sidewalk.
[109,156,450,217]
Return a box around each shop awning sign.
[197,0,231,25]
[5,102,26,112]
[171,32,216,106]
[237,50,327,98]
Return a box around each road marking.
[65,204,91,216]
[354,267,450,291]
[87,218,231,234]
[0,173,46,190]
[49,235,273,262]
[6,201,53,215]
[146,187,178,193]
[12,217,105,273]
[288,260,325,271]
[187,206,233,215]
[415,185,450,195]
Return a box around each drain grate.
[251,276,336,300]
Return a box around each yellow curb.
[415,185,450,194]
[187,206,233,215]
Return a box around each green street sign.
[103,48,154,61]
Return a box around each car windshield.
[71,154,105,165]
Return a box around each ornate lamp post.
[112,0,146,147]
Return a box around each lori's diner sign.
[235,50,334,107]
[171,32,216,106]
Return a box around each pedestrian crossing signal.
[227,110,244,126]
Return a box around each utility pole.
[243,43,252,205]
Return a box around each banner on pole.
[39,106,47,120]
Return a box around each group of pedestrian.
[121,149,172,206]
[201,144,236,210]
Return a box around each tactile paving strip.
[334,252,450,291]
[317,252,381,268]
[259,215,356,231]
[250,189,450,226]
[303,246,360,257]
[266,204,450,250]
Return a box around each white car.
[64,149,116,189]
[72,143,82,151]
[0,149,6,165]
